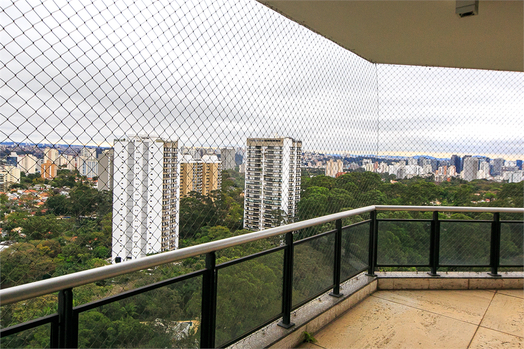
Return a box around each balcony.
[294,287,522,349]
[1,205,522,348]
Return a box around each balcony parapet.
[231,271,523,349]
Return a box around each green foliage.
[179,170,245,245]
[1,167,523,348]
[303,331,317,343]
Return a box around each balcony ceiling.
[258,1,523,72]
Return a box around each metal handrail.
[376,205,524,213]
[0,205,376,305]
[1,205,522,305]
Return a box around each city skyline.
[2,141,522,163]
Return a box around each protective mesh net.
[1,0,523,335]
[76,276,201,348]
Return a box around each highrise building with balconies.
[112,135,179,263]
[180,154,222,197]
[41,162,57,179]
[243,137,301,230]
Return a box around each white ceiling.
[259,1,523,72]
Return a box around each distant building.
[491,158,504,176]
[0,166,21,190]
[462,157,479,181]
[407,157,418,166]
[81,147,97,159]
[6,152,18,167]
[97,149,114,191]
[378,162,388,173]
[396,167,406,179]
[478,161,490,179]
[506,171,523,183]
[180,154,222,197]
[325,159,343,177]
[364,162,374,172]
[18,154,38,174]
[78,148,98,178]
[58,154,76,171]
[112,136,179,263]
[220,147,236,170]
[78,157,98,179]
[423,164,433,175]
[44,148,59,164]
[243,137,301,230]
[41,162,57,180]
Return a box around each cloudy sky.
[1,0,522,159]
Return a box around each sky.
[1,0,523,159]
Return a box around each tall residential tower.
[243,137,301,230]
[111,135,179,263]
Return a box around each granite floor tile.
[498,289,524,299]
[469,327,524,349]
[299,295,477,349]
[371,289,494,324]
[481,293,524,337]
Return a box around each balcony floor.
[299,289,524,349]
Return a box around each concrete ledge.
[227,271,523,349]
[376,271,524,290]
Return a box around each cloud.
[1,0,522,159]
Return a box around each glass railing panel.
[292,232,335,308]
[0,294,58,332]
[440,221,490,266]
[1,323,52,349]
[341,221,370,280]
[376,221,431,266]
[500,222,524,266]
[77,276,202,348]
[215,250,284,347]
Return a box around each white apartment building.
[18,154,38,174]
[0,166,21,191]
[243,137,301,230]
[57,154,76,171]
[44,148,59,163]
[78,157,98,179]
[325,159,343,177]
[112,136,179,263]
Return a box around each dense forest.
[1,169,522,348]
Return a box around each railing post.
[366,210,377,277]
[330,219,343,298]
[50,317,59,349]
[428,211,440,276]
[489,212,501,277]
[57,288,77,348]
[278,232,295,329]
[201,252,217,348]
